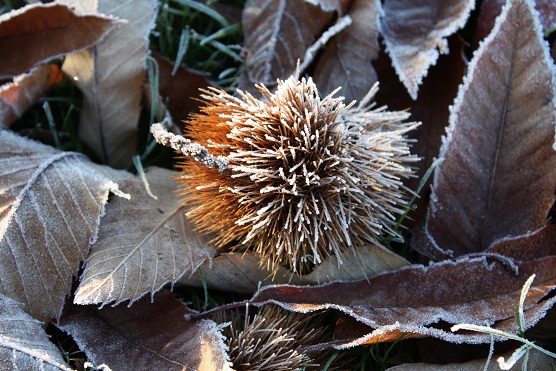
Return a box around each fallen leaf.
[0,130,119,322]
[61,0,158,168]
[251,256,556,347]
[475,0,556,47]
[152,51,211,125]
[0,64,63,128]
[0,293,71,371]
[239,0,334,93]
[487,224,556,262]
[380,0,475,99]
[0,2,118,79]
[74,167,215,307]
[313,0,381,103]
[424,0,556,258]
[387,348,555,370]
[183,244,409,293]
[59,290,232,371]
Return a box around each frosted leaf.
[239,0,334,93]
[0,131,119,322]
[424,0,556,257]
[314,0,381,102]
[74,167,215,306]
[250,256,556,346]
[0,2,117,79]
[0,294,71,370]
[380,0,475,99]
[59,290,232,371]
[181,245,409,293]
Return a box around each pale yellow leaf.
[183,245,409,294]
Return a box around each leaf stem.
[150,123,230,172]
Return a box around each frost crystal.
[172,75,419,272]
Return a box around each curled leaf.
[0,64,63,128]
[251,256,556,346]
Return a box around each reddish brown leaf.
[0,64,63,128]
[239,0,334,93]
[475,0,556,47]
[380,0,474,99]
[58,290,232,370]
[251,256,556,346]
[0,3,118,79]
[153,52,211,125]
[313,0,380,103]
[424,0,556,257]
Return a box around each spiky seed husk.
[216,306,328,371]
[178,75,419,272]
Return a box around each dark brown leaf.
[424,0,556,257]
[251,256,556,346]
[239,0,334,93]
[0,64,63,128]
[0,3,118,79]
[58,290,232,370]
[380,0,474,99]
[313,0,380,102]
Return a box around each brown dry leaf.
[0,64,63,128]
[182,246,409,294]
[239,0,334,93]
[0,130,120,322]
[423,0,556,258]
[313,0,380,102]
[74,167,215,306]
[0,293,71,371]
[59,290,232,370]
[380,0,474,99]
[0,2,117,79]
[387,348,555,370]
[61,0,157,168]
[251,256,556,347]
